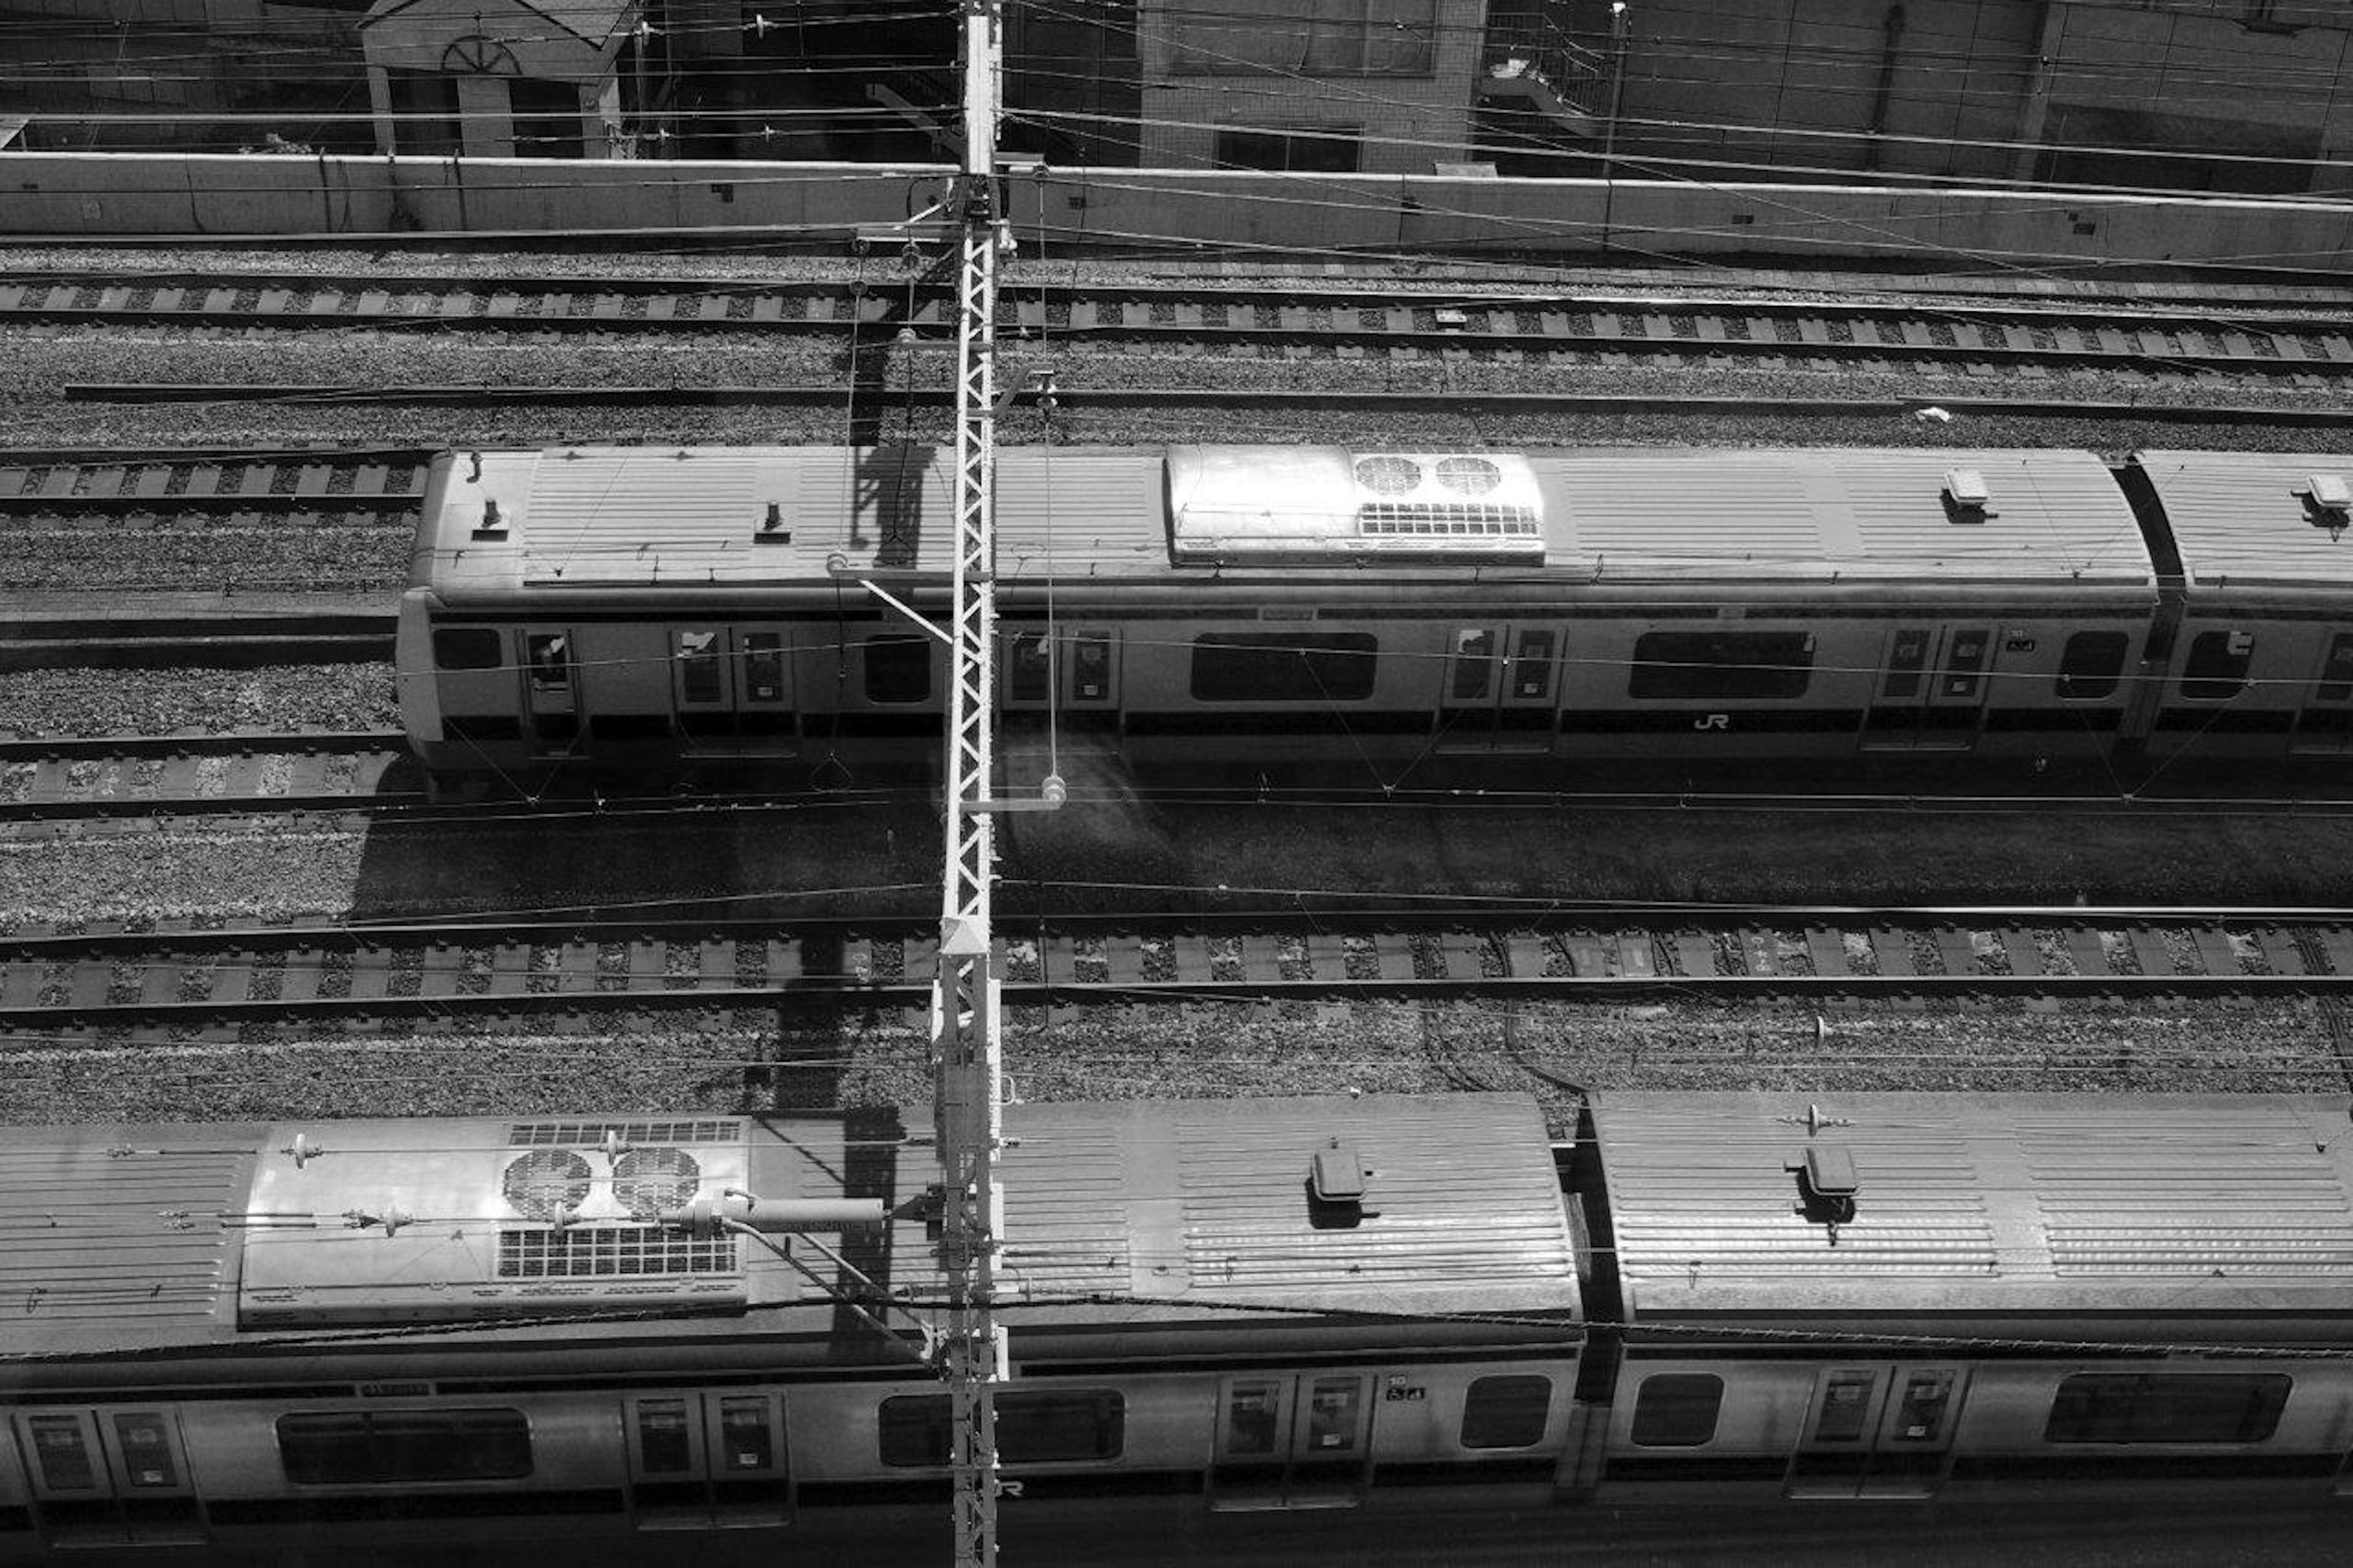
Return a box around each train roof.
[1523,447,2148,586]
[419,444,2153,600]
[1588,1091,2353,1346]
[1,1093,1577,1372]
[2137,449,2353,591]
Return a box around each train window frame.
[2056,631,2130,700]
[1007,631,1051,705]
[276,1408,534,1485]
[433,627,504,672]
[1189,632,1379,703]
[863,634,933,704]
[1460,1374,1552,1450]
[2180,631,2253,701]
[524,633,573,695]
[1627,632,1813,701]
[2316,632,2353,702]
[1629,1373,1726,1447]
[675,631,724,705]
[2042,1373,2291,1445]
[879,1390,1124,1467]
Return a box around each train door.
[13,1407,205,1548]
[1210,1374,1374,1511]
[1784,1365,1969,1499]
[670,627,795,755]
[2290,631,2353,756]
[622,1392,790,1529]
[1860,626,1994,750]
[1436,625,1560,752]
[523,628,580,756]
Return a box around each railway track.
[0,446,429,514]
[4,907,2349,1040]
[0,732,415,819]
[55,385,2353,428]
[12,270,2353,382]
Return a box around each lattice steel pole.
[938,1,1007,1564]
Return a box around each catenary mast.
[933,0,1020,1562]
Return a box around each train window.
[525,634,572,693]
[277,1409,533,1484]
[113,1414,178,1487]
[636,1399,693,1474]
[1451,629,1496,700]
[1629,1374,1724,1447]
[1007,632,1051,703]
[2317,634,2353,701]
[433,628,504,671]
[2057,632,2129,700]
[1190,634,1378,702]
[2180,631,2252,700]
[719,1398,776,1471]
[26,1416,99,1490]
[676,632,722,703]
[2043,1374,2290,1444]
[1883,629,1930,699]
[743,633,789,703]
[865,635,931,703]
[1512,631,1557,700]
[1628,632,1812,700]
[880,1392,1124,1466]
[1460,1375,1551,1449]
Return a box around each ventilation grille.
[613,1148,702,1219]
[508,1119,742,1146]
[502,1150,593,1222]
[1358,502,1540,536]
[498,1229,740,1279]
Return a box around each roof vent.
[1311,1137,1370,1204]
[1942,469,1992,521]
[756,500,792,545]
[2303,474,2350,536]
[1788,1144,1860,1238]
[474,498,509,539]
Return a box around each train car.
[0,1094,1580,1558]
[1579,1091,2353,1506]
[9,1089,2353,1558]
[395,444,2173,796]
[2132,450,2353,765]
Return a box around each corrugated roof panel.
[994,452,1172,579]
[2138,450,2353,588]
[1169,1095,1575,1305]
[1531,449,2149,584]
[0,1132,255,1340]
[1594,1093,2353,1331]
[2018,1104,2353,1276]
[521,450,776,585]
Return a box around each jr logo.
[1694,713,1730,731]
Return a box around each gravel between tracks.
[0,662,396,738]
[0,996,2338,1127]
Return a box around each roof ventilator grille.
[501,1149,593,1222]
[613,1148,702,1219]
[1358,502,1540,537]
[509,1119,742,1146]
[497,1229,739,1279]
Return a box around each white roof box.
[1169,447,1545,563]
